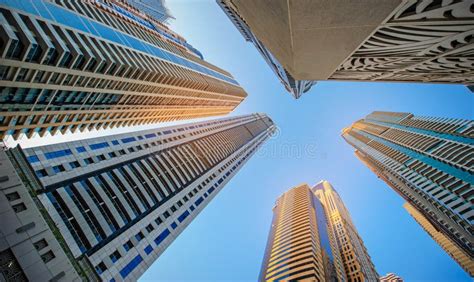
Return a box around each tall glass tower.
[0,113,275,281]
[259,181,377,281]
[0,0,245,141]
[342,111,473,275]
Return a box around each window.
[70,161,80,168]
[123,240,133,251]
[170,206,177,212]
[109,250,122,263]
[53,165,65,173]
[144,245,153,255]
[45,149,72,159]
[178,211,190,223]
[135,232,144,241]
[154,229,170,246]
[163,211,170,218]
[121,137,136,143]
[76,146,86,153]
[84,157,94,164]
[90,142,110,150]
[146,224,154,233]
[171,222,178,229]
[5,192,20,202]
[108,152,117,158]
[95,262,107,275]
[27,155,40,163]
[41,251,55,263]
[36,169,48,178]
[34,239,48,251]
[112,140,119,145]
[12,203,27,213]
[155,217,163,225]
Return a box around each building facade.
[0,0,245,141]
[217,0,473,98]
[404,203,474,276]
[342,111,473,275]
[123,0,173,24]
[313,181,379,281]
[259,181,377,281]
[380,272,403,282]
[217,0,316,99]
[1,113,275,281]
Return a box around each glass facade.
[9,113,275,281]
[343,111,473,274]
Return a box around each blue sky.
[17,1,473,281]
[140,1,473,281]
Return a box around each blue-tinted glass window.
[109,250,121,263]
[171,222,177,229]
[137,136,143,140]
[76,146,86,153]
[53,165,64,173]
[35,169,48,178]
[194,197,203,206]
[145,133,156,139]
[144,245,153,255]
[123,240,133,251]
[27,155,40,163]
[119,255,143,278]
[45,149,72,159]
[178,211,190,223]
[90,142,110,150]
[69,161,80,168]
[95,262,107,275]
[135,232,144,241]
[112,140,119,145]
[121,137,136,143]
[154,229,170,246]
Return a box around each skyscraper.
[0,113,275,281]
[259,181,377,281]
[123,0,174,24]
[0,0,245,141]
[217,0,473,99]
[342,111,473,275]
[313,181,379,281]
[217,0,316,99]
[404,203,474,276]
[380,272,403,282]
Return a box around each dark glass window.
[109,250,121,263]
[123,240,133,251]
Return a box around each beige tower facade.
[0,0,246,140]
[380,272,403,282]
[404,203,474,276]
[259,181,377,281]
[313,181,379,282]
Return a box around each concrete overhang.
[230,0,403,80]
